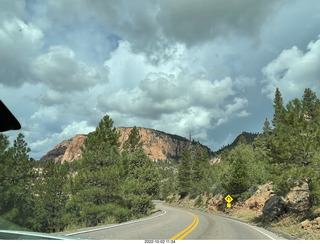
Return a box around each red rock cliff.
[41,127,213,163]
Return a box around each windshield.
[1,0,320,241]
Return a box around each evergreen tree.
[122,146,160,216]
[68,115,126,226]
[302,88,320,120]
[191,143,210,197]
[32,161,70,232]
[0,133,34,228]
[177,147,192,198]
[220,144,249,200]
[272,87,285,127]
[0,133,10,215]
[263,118,272,136]
[253,118,271,153]
[268,89,320,199]
[216,142,269,201]
[123,126,142,152]
[237,135,247,145]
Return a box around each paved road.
[67,202,282,240]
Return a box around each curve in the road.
[170,211,199,240]
[65,203,282,240]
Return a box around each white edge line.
[228,218,276,240]
[65,210,166,236]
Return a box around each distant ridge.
[215,131,260,154]
[41,127,215,163]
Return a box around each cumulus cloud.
[2,0,291,158]
[98,70,250,140]
[262,36,320,101]
[31,45,109,92]
[0,17,43,86]
[42,0,280,63]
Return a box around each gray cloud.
[31,45,109,92]
[2,0,320,159]
[0,17,43,86]
[42,0,281,63]
[157,0,279,46]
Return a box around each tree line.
[1,87,320,232]
[176,88,320,210]
[0,117,160,233]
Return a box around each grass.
[235,211,260,223]
[270,216,320,240]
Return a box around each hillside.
[41,127,214,162]
[215,131,260,155]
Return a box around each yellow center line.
[170,211,199,240]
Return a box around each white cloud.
[262,36,320,101]
[31,45,109,92]
[99,70,250,142]
[29,120,94,158]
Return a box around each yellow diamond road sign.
[225,195,233,203]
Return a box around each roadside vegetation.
[0,122,160,233]
[171,87,320,205]
[1,87,319,239]
[167,87,320,239]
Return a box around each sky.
[1,0,320,159]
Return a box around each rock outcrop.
[208,195,224,212]
[244,182,274,211]
[41,135,86,162]
[300,217,320,231]
[284,182,310,216]
[41,127,213,163]
[259,182,310,222]
[262,195,287,222]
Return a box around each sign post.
[225,195,233,208]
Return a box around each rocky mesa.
[41,127,214,162]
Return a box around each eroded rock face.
[284,182,310,216]
[59,134,86,163]
[40,134,86,163]
[244,182,274,211]
[208,195,224,212]
[117,127,191,161]
[41,127,213,163]
[260,183,310,222]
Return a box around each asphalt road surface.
[66,202,283,240]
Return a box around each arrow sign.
[225,195,233,208]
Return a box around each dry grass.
[270,216,320,240]
[234,211,260,223]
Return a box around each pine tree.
[0,133,10,215]
[69,115,126,226]
[263,118,272,136]
[178,147,193,198]
[237,135,247,145]
[32,161,70,232]
[0,133,34,228]
[302,88,320,121]
[191,143,210,197]
[123,126,142,152]
[272,88,285,127]
[268,89,320,198]
[221,144,250,200]
[122,146,160,216]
